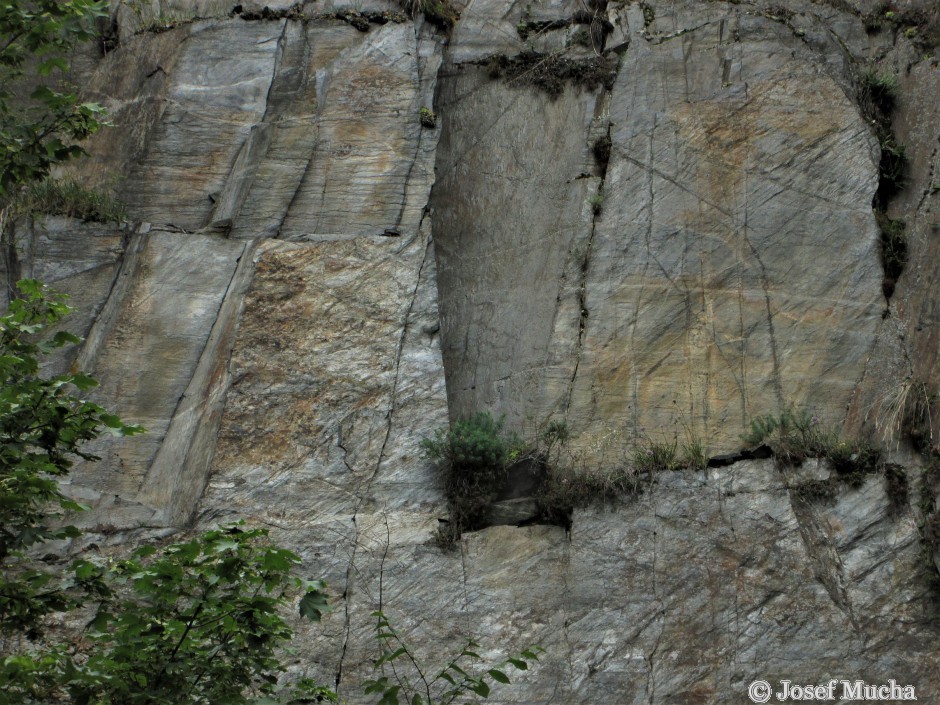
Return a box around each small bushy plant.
[422,412,525,544]
[589,192,604,215]
[419,106,437,128]
[827,438,883,486]
[746,409,896,508]
[592,135,611,169]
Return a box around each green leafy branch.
[0,1,110,199]
[363,610,541,705]
[0,279,143,633]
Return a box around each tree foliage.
[0,279,142,634]
[0,0,109,200]
[58,526,327,705]
[1,525,330,705]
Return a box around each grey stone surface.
[4,0,940,702]
[433,0,887,460]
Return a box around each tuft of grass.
[902,381,939,454]
[681,436,708,472]
[876,378,940,454]
[569,27,592,48]
[536,420,709,521]
[589,192,604,216]
[6,177,126,224]
[743,408,835,463]
[538,464,643,516]
[484,50,619,99]
[539,419,569,454]
[876,212,907,298]
[861,68,899,109]
[631,437,682,474]
[877,136,908,204]
[744,408,888,487]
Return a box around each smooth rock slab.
[569,7,884,453]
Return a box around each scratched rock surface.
[2,0,939,703]
[432,0,887,458]
[16,8,445,532]
[252,460,940,704]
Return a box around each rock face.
[4,0,940,702]
[434,1,887,457]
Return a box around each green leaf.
[98,413,124,428]
[487,669,510,684]
[298,588,330,622]
[132,545,157,558]
[36,57,68,75]
[70,373,99,390]
[211,538,240,553]
[378,686,400,705]
[59,500,90,513]
[470,680,490,698]
[73,561,98,580]
[375,647,407,667]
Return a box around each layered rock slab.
[30,12,446,530]
[81,14,441,241]
[432,2,886,458]
[196,229,449,688]
[569,6,886,453]
[431,61,607,429]
[258,460,938,704]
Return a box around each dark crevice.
[564,54,619,419]
[0,212,24,302]
[856,65,908,302]
[516,5,613,48]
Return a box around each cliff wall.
[3,0,940,701]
